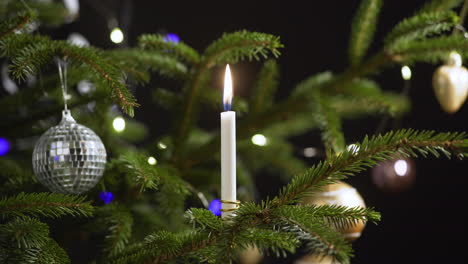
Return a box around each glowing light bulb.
[147,156,157,165]
[251,134,267,146]
[110,27,124,44]
[99,191,114,204]
[157,142,167,149]
[164,33,180,43]
[77,80,94,95]
[112,117,126,132]
[0,137,10,156]
[394,159,408,176]
[303,147,318,158]
[208,199,222,216]
[401,65,411,80]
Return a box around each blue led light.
[99,191,114,204]
[0,137,10,156]
[164,33,180,43]
[208,199,222,216]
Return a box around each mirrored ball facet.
[32,111,106,194]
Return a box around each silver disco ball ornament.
[32,110,107,194]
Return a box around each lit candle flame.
[223,64,233,111]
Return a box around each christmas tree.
[1,0,468,263]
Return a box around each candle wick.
[223,102,232,111]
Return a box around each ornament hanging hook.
[56,57,69,111]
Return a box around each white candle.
[221,64,236,218]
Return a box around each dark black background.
[55,0,468,263]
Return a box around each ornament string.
[57,59,69,111]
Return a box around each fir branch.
[263,112,320,138]
[114,152,190,201]
[348,0,383,66]
[271,206,352,263]
[0,217,49,249]
[419,0,463,13]
[0,217,70,264]
[250,60,279,114]
[8,40,55,80]
[171,69,211,162]
[0,192,94,219]
[110,230,214,264]
[95,204,134,256]
[0,11,35,40]
[292,71,334,98]
[385,11,458,48]
[186,208,224,232]
[203,30,283,67]
[106,49,189,81]
[117,152,160,192]
[0,238,70,264]
[296,204,381,230]
[390,35,468,64]
[312,91,345,154]
[333,77,380,96]
[153,88,182,110]
[34,238,70,264]
[238,228,299,258]
[56,42,139,116]
[273,129,468,207]
[0,0,69,26]
[138,34,200,65]
[330,92,411,118]
[0,35,138,116]
[239,138,306,177]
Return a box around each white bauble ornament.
[32,110,106,194]
[432,51,468,113]
[302,181,366,241]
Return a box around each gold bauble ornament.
[239,246,263,264]
[432,51,468,113]
[302,181,366,241]
[295,254,335,264]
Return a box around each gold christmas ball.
[295,254,335,264]
[302,181,366,241]
[432,51,468,113]
[239,246,263,264]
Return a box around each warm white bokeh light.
[303,147,318,158]
[158,142,167,149]
[251,134,267,146]
[110,27,124,44]
[147,156,157,165]
[394,159,408,176]
[112,117,126,132]
[401,65,412,80]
